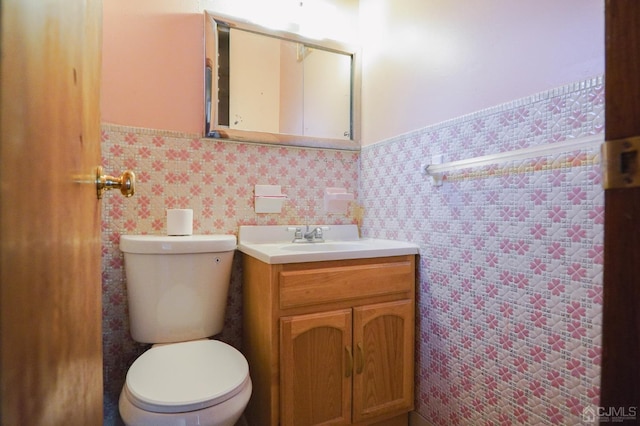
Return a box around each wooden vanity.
[241,253,416,426]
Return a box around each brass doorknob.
[96,166,135,199]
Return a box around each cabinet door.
[281,309,353,426]
[352,300,414,422]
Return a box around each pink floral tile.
[102,75,604,425]
[101,128,359,423]
[361,76,604,425]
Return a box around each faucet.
[303,226,326,242]
[287,225,329,243]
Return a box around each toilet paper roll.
[166,209,193,236]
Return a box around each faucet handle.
[316,226,330,235]
[286,227,303,240]
[318,225,330,232]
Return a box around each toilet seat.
[125,340,249,414]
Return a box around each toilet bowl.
[118,235,251,426]
[119,340,251,426]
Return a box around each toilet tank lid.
[120,235,236,254]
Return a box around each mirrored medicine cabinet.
[204,12,361,150]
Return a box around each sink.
[279,242,371,252]
[237,225,419,264]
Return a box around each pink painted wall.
[100,0,359,136]
[102,0,604,145]
[101,0,204,134]
[359,0,604,145]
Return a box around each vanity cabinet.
[242,254,416,426]
[281,300,413,425]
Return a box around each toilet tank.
[119,235,236,344]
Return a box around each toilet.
[118,235,251,426]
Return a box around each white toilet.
[118,235,251,426]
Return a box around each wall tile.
[360,76,604,425]
[103,75,604,425]
[101,129,359,424]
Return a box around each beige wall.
[358,0,604,145]
[229,30,281,133]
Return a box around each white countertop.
[237,225,419,264]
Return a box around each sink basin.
[237,225,419,264]
[279,242,371,252]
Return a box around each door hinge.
[602,136,640,189]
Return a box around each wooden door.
[280,309,353,426]
[0,0,104,424]
[352,300,414,423]
[600,0,640,414]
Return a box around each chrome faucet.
[303,226,325,242]
[287,225,329,243]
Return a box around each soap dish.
[255,185,287,213]
[324,187,354,214]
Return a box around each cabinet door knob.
[356,342,364,374]
[345,346,353,377]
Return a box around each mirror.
[204,12,361,150]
